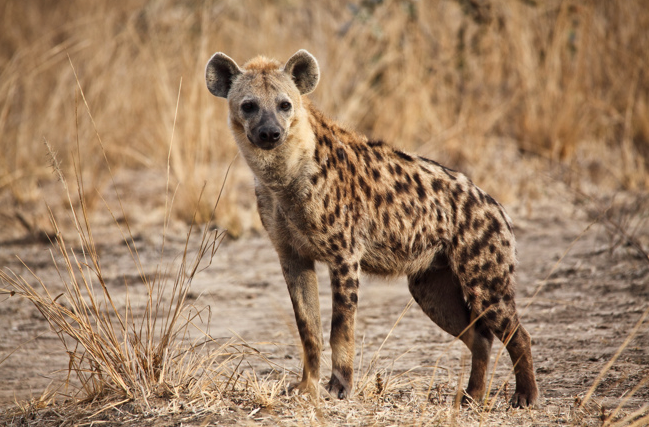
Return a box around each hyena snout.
[249,113,285,150]
[258,124,282,143]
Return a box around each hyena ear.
[283,49,320,95]
[205,52,243,98]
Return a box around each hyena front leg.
[327,259,360,399]
[278,247,323,399]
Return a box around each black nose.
[258,126,281,142]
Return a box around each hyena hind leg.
[478,296,539,408]
[408,263,494,403]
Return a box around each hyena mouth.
[247,134,284,150]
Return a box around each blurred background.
[1,0,648,239]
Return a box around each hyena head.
[205,50,319,153]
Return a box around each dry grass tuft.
[0,134,234,402]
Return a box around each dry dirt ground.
[0,172,648,426]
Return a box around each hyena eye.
[241,101,257,113]
[280,101,292,112]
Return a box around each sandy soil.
[0,176,648,425]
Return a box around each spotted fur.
[205,50,539,407]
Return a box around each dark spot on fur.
[374,193,384,208]
[395,163,403,176]
[485,194,498,206]
[333,292,345,306]
[335,205,340,218]
[386,192,394,204]
[431,179,443,193]
[350,292,358,304]
[322,134,333,149]
[413,174,426,200]
[374,150,384,162]
[509,264,515,273]
[490,276,504,289]
[368,140,384,147]
[336,147,345,162]
[331,276,341,289]
[482,261,493,272]
[349,162,356,175]
[372,168,381,180]
[328,213,335,226]
[345,278,358,289]
[395,150,414,162]
[339,263,349,276]
[402,202,412,216]
[496,252,503,264]
[383,211,390,227]
[452,184,463,200]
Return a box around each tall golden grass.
[1,0,648,232]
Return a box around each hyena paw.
[510,388,539,408]
[326,372,352,399]
[460,389,483,406]
[287,378,319,400]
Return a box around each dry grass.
[0,104,236,400]
[1,0,648,235]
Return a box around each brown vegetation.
[1,0,648,233]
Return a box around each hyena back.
[205,49,539,407]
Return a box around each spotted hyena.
[205,49,539,407]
